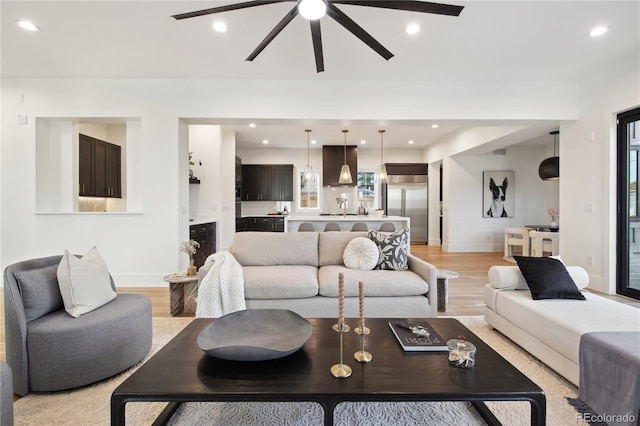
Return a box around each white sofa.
[483,265,640,385]
[201,231,438,318]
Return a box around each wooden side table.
[436,269,459,312]
[163,274,199,316]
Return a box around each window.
[357,171,376,210]
[297,169,320,210]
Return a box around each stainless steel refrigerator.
[383,175,428,243]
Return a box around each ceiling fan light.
[298,0,327,20]
[339,165,353,184]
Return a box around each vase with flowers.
[179,239,200,276]
[547,208,559,228]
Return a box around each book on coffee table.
[388,321,448,351]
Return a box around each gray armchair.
[1,361,13,426]
[3,255,152,396]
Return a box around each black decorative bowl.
[197,309,313,361]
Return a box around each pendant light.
[539,130,560,181]
[298,0,327,20]
[377,129,387,183]
[302,129,315,184]
[338,129,353,184]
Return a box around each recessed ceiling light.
[361,139,366,144]
[262,140,269,144]
[431,124,439,129]
[212,21,228,32]
[408,140,415,145]
[406,24,420,35]
[311,140,317,144]
[16,20,39,32]
[590,26,607,37]
[249,123,256,128]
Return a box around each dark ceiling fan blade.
[172,0,294,20]
[246,6,299,61]
[331,1,464,17]
[326,3,393,61]
[310,20,325,73]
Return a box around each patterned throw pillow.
[368,228,409,271]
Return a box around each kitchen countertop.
[189,217,217,225]
[285,215,406,221]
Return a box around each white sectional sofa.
[483,264,640,385]
[201,231,438,318]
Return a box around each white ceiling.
[3,0,638,150]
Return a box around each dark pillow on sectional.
[368,227,409,271]
[14,264,64,322]
[513,256,586,300]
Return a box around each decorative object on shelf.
[197,309,312,361]
[354,281,372,363]
[331,273,352,378]
[377,130,387,184]
[179,239,200,276]
[302,129,315,185]
[189,152,196,179]
[539,130,560,181]
[338,130,353,184]
[547,207,559,227]
[482,170,515,218]
[447,335,476,368]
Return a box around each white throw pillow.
[343,237,379,271]
[57,247,117,317]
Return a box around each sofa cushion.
[242,265,319,299]
[343,237,378,271]
[368,228,409,271]
[514,256,585,300]
[318,265,429,297]
[231,232,319,267]
[57,247,117,317]
[318,231,368,266]
[14,264,64,322]
[489,264,589,290]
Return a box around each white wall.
[0,78,586,287]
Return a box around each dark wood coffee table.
[111,318,545,426]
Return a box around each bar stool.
[297,223,315,232]
[351,222,368,232]
[379,223,396,232]
[529,230,560,257]
[503,227,531,263]
[324,223,341,232]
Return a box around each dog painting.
[483,171,514,218]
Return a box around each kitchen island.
[284,215,409,234]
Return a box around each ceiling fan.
[172,0,464,73]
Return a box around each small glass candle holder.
[447,335,476,368]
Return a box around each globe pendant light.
[302,129,315,184]
[539,130,560,181]
[377,129,388,183]
[338,129,353,184]
[298,0,327,20]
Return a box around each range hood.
[322,145,357,186]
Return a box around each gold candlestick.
[331,273,352,378]
[354,281,372,363]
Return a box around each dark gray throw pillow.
[14,264,64,322]
[513,256,586,300]
[368,228,409,271]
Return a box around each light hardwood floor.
[1,246,638,362]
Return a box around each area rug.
[13,316,587,425]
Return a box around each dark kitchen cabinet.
[322,145,357,186]
[190,222,216,268]
[239,216,285,232]
[241,164,293,201]
[79,134,121,198]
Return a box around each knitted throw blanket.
[196,251,246,318]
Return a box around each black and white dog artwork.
[486,177,508,217]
